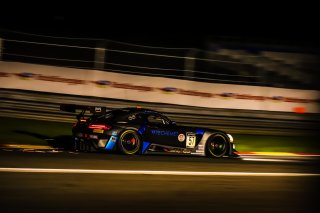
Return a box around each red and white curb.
[0,144,55,150]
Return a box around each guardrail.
[0,89,319,136]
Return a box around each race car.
[60,104,237,158]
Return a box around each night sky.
[0,4,319,50]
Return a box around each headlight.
[227,134,233,143]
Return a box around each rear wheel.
[206,134,228,158]
[118,130,141,155]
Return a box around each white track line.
[0,168,319,176]
[242,158,297,162]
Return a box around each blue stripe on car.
[105,136,117,150]
[138,125,147,135]
[195,129,205,135]
[142,141,151,154]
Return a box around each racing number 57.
[186,132,196,148]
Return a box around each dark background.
[0,3,319,50]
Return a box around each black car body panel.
[60,104,238,157]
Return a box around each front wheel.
[206,134,229,158]
[118,130,141,155]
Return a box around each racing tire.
[205,134,229,158]
[118,130,141,155]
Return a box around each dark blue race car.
[60,104,237,158]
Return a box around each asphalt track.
[0,150,319,213]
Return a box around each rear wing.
[60,104,108,120]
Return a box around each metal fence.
[1,29,319,89]
[0,29,265,87]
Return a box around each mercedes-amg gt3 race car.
[60,104,237,158]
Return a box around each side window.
[147,114,168,125]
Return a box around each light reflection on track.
[241,157,298,162]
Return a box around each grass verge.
[0,117,71,145]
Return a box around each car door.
[143,113,189,148]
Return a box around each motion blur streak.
[0,168,319,176]
[242,158,298,162]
